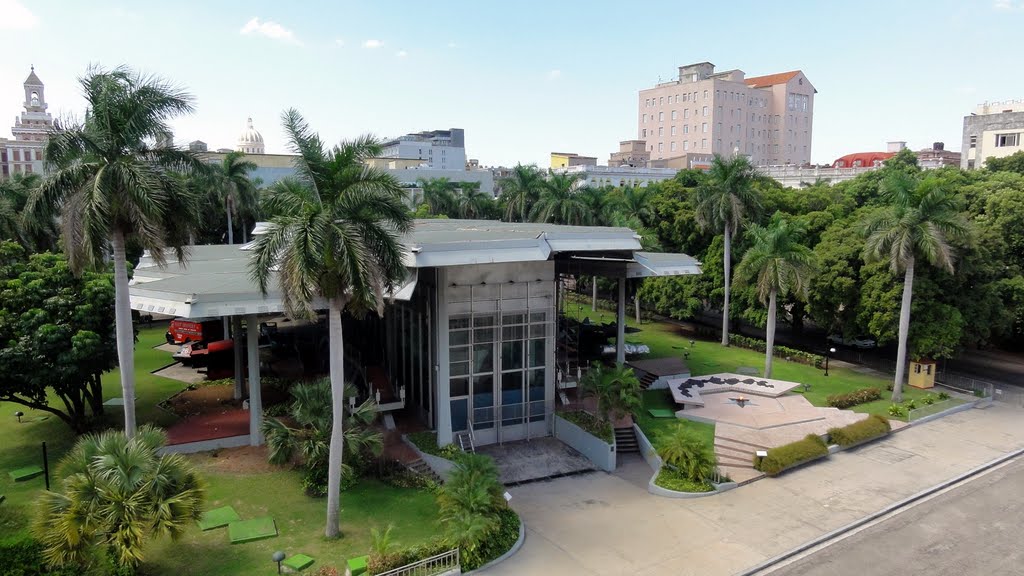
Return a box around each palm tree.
[579,362,643,423]
[862,173,970,402]
[454,181,493,219]
[657,426,717,483]
[530,171,590,225]
[735,213,815,378]
[418,177,458,216]
[498,164,543,222]
[28,66,203,438]
[262,380,382,493]
[580,185,615,226]
[210,151,259,244]
[250,108,411,538]
[693,154,763,346]
[0,172,52,250]
[33,425,205,572]
[611,185,654,227]
[437,453,506,551]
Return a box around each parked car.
[827,334,877,349]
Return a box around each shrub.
[0,539,80,576]
[368,540,452,574]
[826,387,882,409]
[654,467,715,493]
[314,566,339,576]
[461,508,520,571]
[406,431,461,460]
[922,394,936,406]
[558,410,613,443]
[827,414,891,447]
[754,434,828,476]
[728,335,823,368]
[888,403,907,417]
[938,391,951,401]
[656,426,717,483]
[905,399,917,410]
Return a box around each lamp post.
[825,347,836,376]
[272,551,286,574]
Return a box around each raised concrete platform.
[477,437,595,486]
[668,373,803,407]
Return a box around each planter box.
[401,434,456,482]
[554,414,616,472]
[633,423,662,471]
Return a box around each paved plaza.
[481,404,1024,576]
[477,437,595,485]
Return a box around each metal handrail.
[374,548,460,576]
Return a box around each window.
[684,109,690,119]
[659,97,664,105]
[671,110,677,120]
[684,141,690,151]
[701,138,707,149]
[642,114,646,123]
[642,129,647,138]
[658,142,663,152]
[645,98,650,107]
[702,122,708,133]
[683,93,688,102]
[969,135,977,149]
[658,127,664,136]
[659,111,664,121]
[671,126,676,136]
[995,133,1020,147]
[703,90,708,100]
[683,125,689,134]
[34,150,42,161]
[702,106,708,117]
[674,94,680,103]
[12,150,20,162]
[670,142,676,152]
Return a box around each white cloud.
[994,0,1021,9]
[240,17,300,44]
[396,50,408,58]
[335,37,344,46]
[0,0,38,30]
[364,39,384,48]
[547,69,562,80]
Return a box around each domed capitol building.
[236,117,265,155]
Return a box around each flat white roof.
[130,219,700,318]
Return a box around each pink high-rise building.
[637,62,816,166]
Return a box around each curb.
[736,447,1024,575]
[463,517,526,574]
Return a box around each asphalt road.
[768,456,1024,576]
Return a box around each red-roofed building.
[832,152,894,168]
[633,62,816,167]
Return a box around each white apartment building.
[962,100,1024,169]
[555,164,678,188]
[380,128,467,171]
[637,62,816,166]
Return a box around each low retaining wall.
[633,424,732,498]
[553,414,616,472]
[160,434,251,455]
[401,435,456,482]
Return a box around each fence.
[375,549,460,576]
[936,372,1024,408]
[907,398,963,422]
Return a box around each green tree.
[250,108,411,538]
[0,243,117,432]
[209,151,259,244]
[498,164,543,222]
[579,362,643,423]
[0,172,60,251]
[657,426,717,483]
[693,154,763,345]
[984,150,1024,175]
[28,66,203,438]
[437,453,506,553]
[530,171,590,225]
[453,181,494,219]
[33,426,205,573]
[418,177,458,216]
[734,213,815,378]
[610,185,655,227]
[862,173,970,401]
[262,379,382,494]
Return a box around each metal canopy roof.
[131,219,699,319]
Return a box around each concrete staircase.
[637,372,658,390]
[455,430,475,453]
[406,458,443,484]
[615,427,640,454]
[714,435,768,485]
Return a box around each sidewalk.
[482,403,1024,576]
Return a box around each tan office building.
[637,62,816,166]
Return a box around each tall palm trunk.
[592,277,598,311]
[721,223,732,346]
[325,296,346,538]
[226,196,234,245]
[892,258,914,403]
[764,288,777,378]
[111,229,137,438]
[242,220,248,244]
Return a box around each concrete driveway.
[483,404,1024,576]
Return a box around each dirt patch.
[164,384,243,419]
[189,445,279,474]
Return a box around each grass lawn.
[0,324,442,575]
[635,390,716,450]
[562,294,931,421]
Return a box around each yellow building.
[550,152,597,169]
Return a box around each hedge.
[654,467,715,493]
[826,387,882,409]
[558,410,613,443]
[754,434,829,476]
[728,334,824,369]
[828,414,891,447]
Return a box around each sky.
[1,0,1023,168]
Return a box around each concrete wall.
[386,167,495,196]
[554,414,615,472]
[962,109,1024,169]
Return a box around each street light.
[824,347,836,376]
[272,551,286,574]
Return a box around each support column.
[231,316,244,400]
[436,270,452,446]
[222,316,230,342]
[616,278,626,365]
[246,314,263,446]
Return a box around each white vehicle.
[827,334,877,349]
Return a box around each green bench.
[283,554,315,571]
[8,466,43,482]
[346,555,368,576]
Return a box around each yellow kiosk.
[908,359,936,389]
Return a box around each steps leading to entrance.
[614,427,639,453]
[637,372,658,390]
[455,431,476,453]
[407,458,443,484]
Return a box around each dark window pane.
[473,344,493,374]
[502,341,523,371]
[450,377,469,396]
[529,338,545,368]
[450,330,469,346]
[450,361,469,377]
[451,399,468,432]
